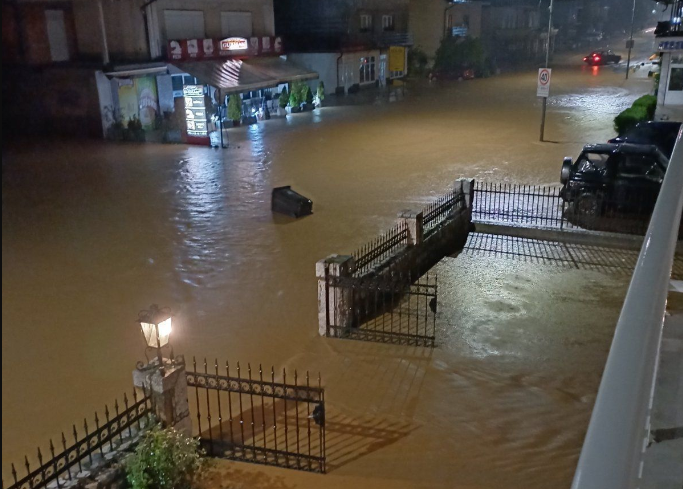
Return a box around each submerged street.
[2,54,658,487]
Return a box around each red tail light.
[594,56,601,61]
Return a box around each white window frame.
[359,56,376,84]
[220,11,253,38]
[360,14,372,30]
[382,15,394,31]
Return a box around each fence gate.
[326,273,437,347]
[186,359,326,473]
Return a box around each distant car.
[431,68,475,81]
[608,121,681,158]
[560,143,668,217]
[583,50,621,65]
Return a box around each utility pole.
[540,0,554,141]
[625,0,637,80]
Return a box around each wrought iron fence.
[351,222,408,277]
[326,272,437,347]
[4,390,154,489]
[422,189,466,238]
[187,358,326,474]
[472,182,657,235]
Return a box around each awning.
[172,57,318,94]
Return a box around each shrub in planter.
[127,117,145,142]
[228,94,242,125]
[632,94,657,120]
[614,105,649,135]
[289,83,303,110]
[278,87,289,109]
[305,85,314,107]
[316,81,325,105]
[125,426,206,489]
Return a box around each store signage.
[168,36,283,60]
[657,38,683,52]
[183,85,207,137]
[220,37,248,51]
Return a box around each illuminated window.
[359,56,376,83]
[382,15,394,31]
[360,14,372,31]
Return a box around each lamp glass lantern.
[137,305,172,370]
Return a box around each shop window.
[359,56,376,83]
[172,76,184,91]
[382,15,394,31]
[360,14,372,31]
[670,67,683,91]
[221,11,252,37]
[164,10,204,40]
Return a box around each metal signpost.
[625,0,636,80]
[538,68,552,141]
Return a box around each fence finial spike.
[24,456,30,474]
[37,447,43,464]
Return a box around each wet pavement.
[1,49,659,487]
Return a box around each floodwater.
[2,61,652,487]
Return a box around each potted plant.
[228,94,242,126]
[125,426,206,489]
[314,81,325,107]
[304,85,314,110]
[288,84,302,113]
[125,116,145,142]
[278,87,288,116]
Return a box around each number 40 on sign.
[537,68,552,98]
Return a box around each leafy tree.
[227,94,242,121]
[125,426,206,489]
[434,37,488,76]
[278,87,289,108]
[408,47,430,75]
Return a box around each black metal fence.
[472,182,655,235]
[326,273,437,347]
[186,359,326,474]
[4,390,154,489]
[351,222,409,277]
[422,189,466,238]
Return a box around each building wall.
[288,53,339,94]
[72,0,275,63]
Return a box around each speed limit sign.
[537,68,552,97]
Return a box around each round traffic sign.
[539,69,550,85]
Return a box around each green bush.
[408,47,430,75]
[632,94,657,119]
[289,81,306,107]
[125,426,206,489]
[317,81,325,102]
[228,94,242,121]
[305,85,314,105]
[278,87,289,108]
[614,105,649,135]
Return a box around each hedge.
[614,105,649,135]
[632,94,657,119]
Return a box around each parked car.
[583,50,621,65]
[608,121,681,158]
[560,143,668,217]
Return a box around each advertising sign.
[389,46,406,73]
[183,85,207,137]
[136,76,159,130]
[657,38,683,52]
[117,79,138,123]
[537,68,551,98]
[220,37,248,51]
[167,36,283,60]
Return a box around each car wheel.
[576,193,602,217]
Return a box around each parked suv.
[560,143,668,218]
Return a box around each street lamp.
[137,304,172,373]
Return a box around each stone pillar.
[132,362,192,436]
[397,210,424,245]
[457,178,475,208]
[316,254,354,337]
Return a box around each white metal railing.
[571,129,683,489]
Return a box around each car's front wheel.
[576,192,603,217]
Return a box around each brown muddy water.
[2,65,650,487]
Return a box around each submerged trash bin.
[272,186,313,218]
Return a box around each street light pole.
[625,0,637,80]
[540,0,554,141]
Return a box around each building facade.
[656,2,683,111]
[275,0,412,94]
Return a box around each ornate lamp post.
[137,304,172,373]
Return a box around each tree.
[289,81,306,107]
[125,426,206,489]
[434,37,488,77]
[227,94,242,121]
[305,85,314,105]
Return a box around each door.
[665,54,683,105]
[45,10,69,62]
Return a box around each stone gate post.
[316,254,355,337]
[132,361,192,436]
[456,178,476,209]
[397,210,424,245]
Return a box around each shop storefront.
[96,35,317,145]
[656,38,683,107]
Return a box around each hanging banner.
[168,36,283,60]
